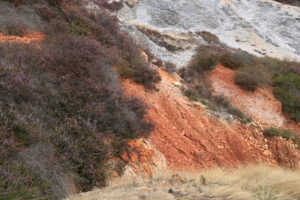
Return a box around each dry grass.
[66,165,300,200]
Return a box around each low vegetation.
[273,72,300,121]
[274,0,300,6]
[162,62,177,74]
[180,46,251,123]
[219,52,247,70]
[234,66,271,92]
[0,0,160,199]
[263,127,300,147]
[181,33,300,122]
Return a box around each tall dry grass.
[66,165,300,200]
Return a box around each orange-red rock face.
[122,69,300,171]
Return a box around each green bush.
[179,45,219,80]
[263,127,300,147]
[234,66,271,91]
[219,52,247,70]
[273,73,300,122]
[263,127,292,139]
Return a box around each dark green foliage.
[234,66,271,91]
[190,47,218,72]
[273,73,300,122]
[263,127,292,139]
[179,46,219,81]
[219,52,247,70]
[0,163,50,200]
[263,127,300,148]
[273,0,300,6]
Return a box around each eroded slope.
[122,69,300,171]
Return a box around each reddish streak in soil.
[0,32,44,44]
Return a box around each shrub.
[263,127,299,147]
[38,5,56,22]
[273,72,300,122]
[180,46,219,80]
[263,127,292,139]
[190,47,218,72]
[287,65,300,75]
[198,31,220,44]
[162,62,177,74]
[219,52,247,69]
[97,0,124,11]
[132,64,162,89]
[116,34,161,89]
[4,22,27,36]
[253,185,278,200]
[234,66,271,91]
[0,162,50,200]
[260,57,291,74]
[58,6,160,88]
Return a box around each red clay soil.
[122,69,300,170]
[0,32,44,44]
[209,65,300,133]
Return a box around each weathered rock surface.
[118,0,300,67]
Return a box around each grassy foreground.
[67,165,300,200]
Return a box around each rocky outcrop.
[120,138,167,178]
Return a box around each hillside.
[0,0,300,200]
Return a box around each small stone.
[173,81,182,87]
[168,188,174,193]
